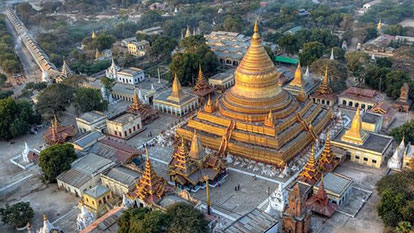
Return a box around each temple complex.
[310,67,337,107]
[306,175,337,217]
[393,83,412,112]
[331,106,393,168]
[298,145,321,185]
[153,74,199,117]
[127,149,168,207]
[168,134,226,191]
[126,88,158,124]
[192,65,214,98]
[176,22,331,166]
[282,183,311,233]
[43,115,76,145]
[283,62,320,97]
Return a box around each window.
[363,157,368,161]
[129,128,132,134]
[355,155,360,159]
[124,131,127,137]
[99,200,102,204]
[372,160,377,163]
[133,126,136,131]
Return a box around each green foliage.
[23,82,48,91]
[299,41,325,66]
[345,51,369,73]
[384,24,406,36]
[150,36,178,61]
[362,25,378,43]
[70,60,111,76]
[101,77,115,93]
[217,15,244,33]
[0,90,13,99]
[0,98,40,140]
[0,73,7,87]
[395,221,414,233]
[310,59,347,93]
[60,75,87,89]
[0,16,22,74]
[39,143,76,183]
[138,11,163,30]
[376,57,393,68]
[74,87,108,113]
[0,202,34,228]
[83,33,116,51]
[170,36,218,85]
[36,83,74,115]
[376,171,414,227]
[118,203,209,233]
[384,70,411,100]
[359,0,414,24]
[390,120,414,145]
[278,34,299,56]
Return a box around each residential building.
[127,40,149,57]
[101,166,141,197]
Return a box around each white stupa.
[37,214,58,233]
[76,202,95,231]
[329,48,335,60]
[122,194,133,209]
[304,66,310,81]
[272,184,287,213]
[388,137,405,170]
[371,53,376,61]
[264,195,277,216]
[22,142,30,163]
[138,88,145,104]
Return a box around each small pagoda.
[306,175,338,217]
[127,148,168,207]
[126,88,158,124]
[318,131,339,173]
[298,145,321,185]
[310,67,337,107]
[193,64,214,98]
[393,82,412,112]
[168,132,226,190]
[43,115,76,145]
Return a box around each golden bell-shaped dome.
[219,20,298,122]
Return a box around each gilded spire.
[92,30,97,39]
[175,137,191,171]
[342,105,368,145]
[298,144,320,185]
[167,73,183,102]
[95,48,100,60]
[130,88,143,111]
[377,19,382,30]
[189,130,205,160]
[194,64,211,93]
[185,25,191,38]
[204,95,215,113]
[290,62,304,87]
[319,130,336,172]
[61,60,73,78]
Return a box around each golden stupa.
[176,21,332,166]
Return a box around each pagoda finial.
[377,19,382,30]
[251,19,261,43]
[168,73,183,102]
[254,19,259,33]
[185,25,191,38]
[92,30,97,39]
[308,145,316,168]
[204,95,215,113]
[189,130,204,160]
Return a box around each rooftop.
[362,112,382,124]
[333,128,393,154]
[314,172,353,196]
[222,208,279,233]
[79,207,124,233]
[109,113,139,125]
[210,69,235,81]
[339,87,384,104]
[103,166,140,186]
[88,138,141,164]
[118,67,143,76]
[85,184,109,199]
[77,111,106,124]
[73,131,105,149]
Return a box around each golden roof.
[219,20,298,122]
[341,105,368,145]
[290,62,303,87]
[189,130,205,160]
[167,73,184,102]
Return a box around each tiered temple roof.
[43,115,76,145]
[318,131,339,173]
[193,65,214,97]
[126,88,158,123]
[168,133,226,187]
[298,145,321,185]
[176,21,331,166]
[128,149,167,206]
[306,175,337,217]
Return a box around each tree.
[220,15,243,33]
[376,57,393,68]
[74,87,108,113]
[0,73,6,87]
[0,98,39,140]
[345,51,370,73]
[390,120,414,145]
[384,70,411,100]
[365,66,391,92]
[377,188,405,227]
[179,35,206,53]
[299,41,325,66]
[150,36,178,60]
[165,203,209,233]
[310,59,348,92]
[384,24,406,36]
[278,34,299,56]
[39,143,77,183]
[101,77,115,93]
[139,11,163,29]
[0,202,34,228]
[395,221,413,233]
[362,25,378,43]
[36,83,74,115]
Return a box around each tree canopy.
[0,98,41,140]
[0,16,22,74]
[0,202,34,228]
[74,87,108,113]
[376,170,414,228]
[390,120,414,145]
[299,41,325,66]
[36,83,74,115]
[39,143,77,183]
[310,59,347,93]
[118,203,209,233]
